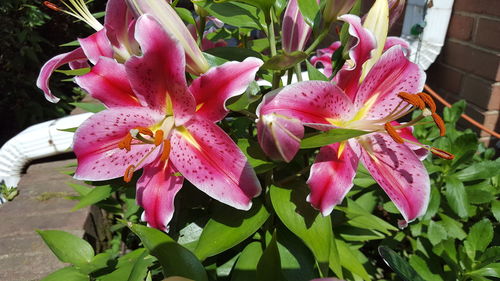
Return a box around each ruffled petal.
[189,57,263,122]
[355,46,426,120]
[359,133,430,223]
[257,81,355,125]
[137,158,183,232]
[334,15,377,100]
[257,113,304,162]
[310,41,341,77]
[170,118,261,210]
[78,29,113,65]
[126,15,195,123]
[75,57,140,108]
[36,47,87,103]
[306,142,359,216]
[384,36,410,55]
[74,107,163,181]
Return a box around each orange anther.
[118,133,133,151]
[431,147,455,160]
[417,92,436,113]
[384,122,404,144]
[160,140,171,162]
[136,127,154,137]
[124,165,136,183]
[154,130,164,146]
[398,92,425,110]
[43,1,61,11]
[431,113,446,136]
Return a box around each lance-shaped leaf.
[379,246,426,281]
[300,128,368,148]
[262,51,308,70]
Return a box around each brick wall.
[426,0,500,144]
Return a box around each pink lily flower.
[38,0,138,103]
[73,15,263,231]
[282,0,317,53]
[258,19,452,223]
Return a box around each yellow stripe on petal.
[361,0,389,82]
[176,126,201,150]
[352,92,379,121]
[337,141,346,158]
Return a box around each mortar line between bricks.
[447,38,500,55]
[454,11,500,21]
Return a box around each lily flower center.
[117,116,175,182]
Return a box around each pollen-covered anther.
[417,92,436,113]
[160,140,171,162]
[136,127,154,137]
[384,122,404,144]
[154,130,164,146]
[124,165,136,183]
[397,92,425,110]
[432,113,446,136]
[43,1,61,11]
[117,133,133,151]
[430,147,455,160]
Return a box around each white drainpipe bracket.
[0,112,93,203]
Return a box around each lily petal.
[74,107,163,181]
[282,0,314,53]
[257,81,355,126]
[75,57,141,108]
[78,29,113,65]
[104,0,134,49]
[310,41,341,77]
[335,15,376,100]
[137,158,183,232]
[36,47,87,103]
[189,57,263,122]
[355,46,425,119]
[394,122,428,161]
[360,133,430,222]
[257,113,304,162]
[126,15,195,123]
[384,36,410,55]
[170,118,261,210]
[306,142,359,216]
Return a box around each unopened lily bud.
[323,0,356,23]
[282,0,317,53]
[389,0,406,27]
[127,0,209,75]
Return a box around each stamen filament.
[384,122,404,143]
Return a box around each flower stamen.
[431,113,446,136]
[430,147,455,160]
[124,165,136,183]
[384,122,404,143]
[154,130,164,146]
[417,92,436,113]
[160,140,171,162]
[118,133,133,151]
[397,92,425,110]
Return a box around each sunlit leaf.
[300,128,369,149]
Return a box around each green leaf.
[237,139,274,173]
[175,7,195,25]
[427,221,447,245]
[334,239,370,280]
[409,255,444,281]
[300,128,369,149]
[378,246,426,281]
[60,40,80,47]
[205,46,263,61]
[194,199,270,260]
[492,200,500,222]
[40,267,89,281]
[270,184,331,276]
[328,234,343,279]
[227,81,261,111]
[58,127,78,133]
[37,230,94,266]
[55,68,90,76]
[467,263,500,278]
[297,0,320,27]
[231,242,263,281]
[127,250,154,281]
[455,160,500,181]
[77,252,112,274]
[439,214,467,240]
[262,51,307,70]
[464,219,493,260]
[276,227,316,281]
[306,60,328,81]
[70,102,106,113]
[98,249,148,281]
[128,222,208,281]
[72,185,113,211]
[203,52,228,67]
[443,100,466,124]
[256,231,286,281]
[338,199,397,235]
[444,176,469,218]
[198,1,264,30]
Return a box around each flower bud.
[323,0,356,23]
[282,0,315,53]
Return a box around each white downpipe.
[0,113,92,203]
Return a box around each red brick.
[460,75,494,109]
[427,64,463,94]
[475,18,500,51]
[440,41,500,81]
[490,84,500,110]
[448,14,475,41]
[481,111,500,137]
[454,0,500,17]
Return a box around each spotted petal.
[306,142,359,216]
[73,107,163,181]
[360,133,430,223]
[170,118,261,210]
[75,57,140,108]
[189,57,263,122]
[137,158,183,232]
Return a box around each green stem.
[305,24,332,55]
[197,16,206,48]
[294,63,303,82]
[267,7,281,89]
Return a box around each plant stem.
[305,24,332,55]
[197,16,206,48]
[267,7,281,89]
[294,63,303,82]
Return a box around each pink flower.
[257,18,451,223]
[37,0,137,103]
[73,15,263,231]
[282,0,317,53]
